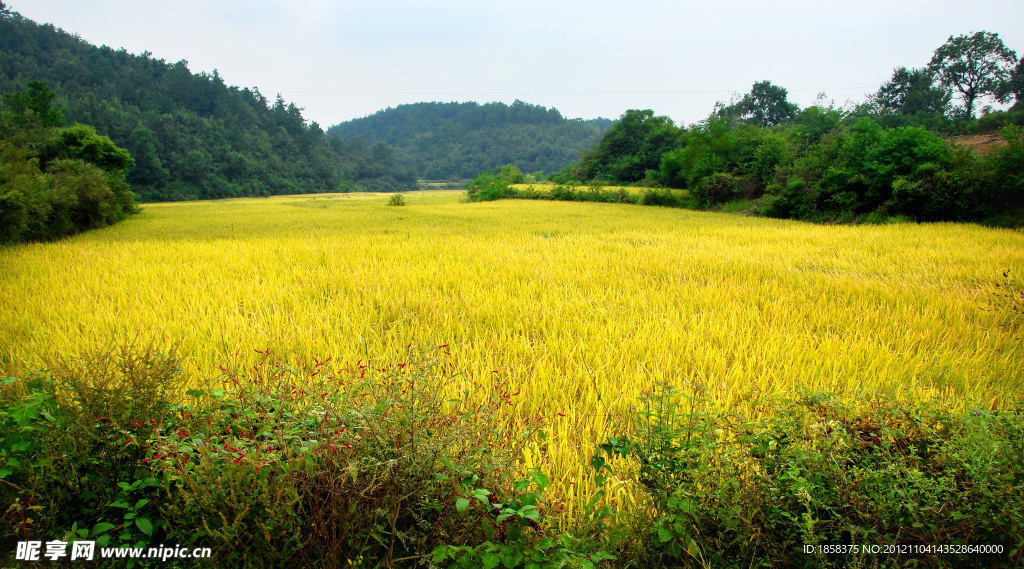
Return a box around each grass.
[1,190,1022,521]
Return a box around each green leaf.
[431,545,452,562]
[657,526,673,543]
[482,552,501,569]
[135,517,153,536]
[109,500,131,509]
[0,467,12,479]
[456,497,470,513]
[96,534,111,548]
[92,522,116,536]
[530,471,550,489]
[537,538,556,550]
[134,498,151,510]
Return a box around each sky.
[13,0,1024,128]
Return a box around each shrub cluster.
[658,114,1024,224]
[466,165,692,209]
[0,344,610,568]
[0,82,137,244]
[467,115,1024,226]
[594,384,1024,568]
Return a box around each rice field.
[1,190,1022,517]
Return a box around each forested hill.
[327,101,613,180]
[0,8,415,201]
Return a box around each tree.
[574,109,679,182]
[716,81,799,127]
[929,31,1017,118]
[3,81,66,127]
[40,123,134,172]
[745,81,799,127]
[998,57,1024,108]
[875,67,950,116]
[0,2,11,18]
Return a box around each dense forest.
[327,101,612,180]
[0,5,416,202]
[509,31,1024,225]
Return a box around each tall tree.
[574,109,679,182]
[745,81,799,127]
[929,31,1017,118]
[716,81,799,127]
[875,67,950,116]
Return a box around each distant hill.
[327,101,613,180]
[0,8,415,201]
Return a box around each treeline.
[529,32,1024,225]
[328,101,612,180]
[0,82,136,244]
[0,6,416,201]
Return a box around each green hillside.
[0,7,415,201]
[327,101,612,180]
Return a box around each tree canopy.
[929,31,1018,118]
[875,67,950,116]
[716,81,800,127]
[573,109,679,183]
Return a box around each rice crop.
[1,190,1021,519]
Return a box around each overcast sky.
[13,0,1024,128]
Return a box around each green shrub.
[388,193,406,206]
[595,384,1024,568]
[0,85,138,244]
[1,344,558,567]
[0,341,182,559]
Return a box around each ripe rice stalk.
[1,191,1021,522]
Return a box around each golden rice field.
[1,190,1023,516]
